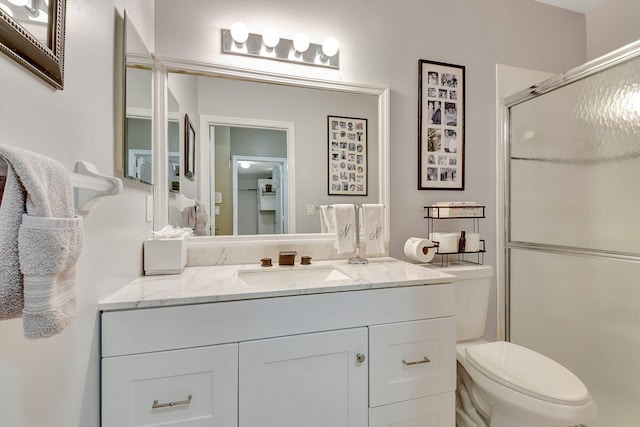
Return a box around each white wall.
[586,0,640,60]
[0,0,589,426]
[155,0,586,342]
[0,1,152,426]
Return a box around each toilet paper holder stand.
[422,205,486,267]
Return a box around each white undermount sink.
[238,266,351,286]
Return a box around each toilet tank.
[436,265,493,341]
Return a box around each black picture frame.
[184,113,196,180]
[418,59,465,190]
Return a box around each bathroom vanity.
[100,258,456,426]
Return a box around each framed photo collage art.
[418,59,465,190]
[327,115,368,195]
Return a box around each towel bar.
[72,161,123,214]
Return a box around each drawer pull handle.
[152,394,192,409]
[402,356,431,366]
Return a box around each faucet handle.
[260,258,273,267]
[301,256,312,265]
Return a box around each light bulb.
[322,37,339,58]
[293,33,310,53]
[240,161,251,169]
[262,27,280,49]
[0,3,14,17]
[230,22,249,45]
[7,0,28,6]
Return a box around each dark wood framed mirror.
[0,0,66,89]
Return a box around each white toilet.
[442,264,597,427]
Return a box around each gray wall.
[9,0,637,425]
[586,0,640,59]
[155,0,587,341]
[0,1,154,426]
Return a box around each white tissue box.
[144,238,187,275]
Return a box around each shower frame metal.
[501,39,640,340]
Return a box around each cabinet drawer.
[369,317,456,407]
[369,392,455,427]
[102,344,238,426]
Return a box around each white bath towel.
[362,204,385,255]
[332,204,355,254]
[318,205,335,234]
[0,145,83,339]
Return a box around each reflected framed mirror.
[147,56,390,242]
[0,0,65,89]
[115,10,155,185]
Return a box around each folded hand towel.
[318,205,335,234]
[19,215,83,338]
[0,145,83,339]
[332,204,355,254]
[362,204,385,256]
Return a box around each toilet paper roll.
[464,233,480,252]
[404,237,436,263]
[429,232,459,253]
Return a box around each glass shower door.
[506,43,640,426]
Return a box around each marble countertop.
[99,257,456,311]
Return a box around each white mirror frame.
[151,55,390,245]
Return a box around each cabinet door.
[239,328,368,427]
[102,344,238,426]
[369,392,455,427]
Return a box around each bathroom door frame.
[199,115,296,236]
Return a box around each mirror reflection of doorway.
[211,124,290,235]
[232,156,287,235]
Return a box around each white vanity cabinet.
[101,282,456,427]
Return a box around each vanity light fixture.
[28,9,48,23]
[262,26,280,51]
[320,37,339,62]
[293,33,310,55]
[230,21,249,47]
[0,3,14,16]
[221,25,339,69]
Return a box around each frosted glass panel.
[509,56,640,254]
[509,249,640,427]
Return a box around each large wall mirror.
[0,0,65,89]
[151,57,390,240]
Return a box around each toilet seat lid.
[465,341,590,405]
